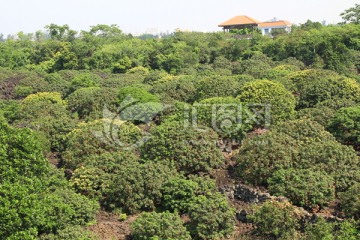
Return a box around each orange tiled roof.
[219,15,261,27]
[258,21,292,28]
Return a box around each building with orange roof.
[218,15,261,32]
[218,16,292,36]
[258,18,292,35]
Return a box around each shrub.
[151,75,197,103]
[273,118,335,145]
[118,86,160,103]
[143,70,170,85]
[104,162,176,214]
[237,131,298,185]
[127,66,149,75]
[194,75,241,101]
[70,151,140,199]
[339,182,360,219]
[15,92,75,151]
[237,80,296,125]
[236,54,274,78]
[302,217,335,240]
[0,119,48,179]
[286,70,360,109]
[268,168,335,208]
[69,72,101,93]
[328,106,360,148]
[250,201,300,239]
[62,120,142,169]
[0,179,45,238]
[298,141,360,192]
[303,218,360,240]
[161,176,216,213]
[44,73,70,95]
[196,97,253,141]
[297,106,336,127]
[0,99,20,123]
[117,87,164,123]
[40,188,99,233]
[15,75,50,98]
[66,87,118,120]
[187,193,235,239]
[131,211,191,240]
[141,120,224,173]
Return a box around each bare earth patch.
[88,211,138,240]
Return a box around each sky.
[0,0,358,36]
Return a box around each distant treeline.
[0,21,359,78]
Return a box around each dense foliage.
[131,211,191,240]
[0,6,360,238]
[141,120,224,173]
[250,201,300,239]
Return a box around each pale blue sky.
[0,0,358,35]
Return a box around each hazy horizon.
[0,0,358,36]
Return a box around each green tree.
[88,24,123,38]
[117,86,164,124]
[297,106,336,127]
[302,217,335,240]
[286,70,360,109]
[187,193,235,239]
[339,182,360,219]
[45,24,77,41]
[250,201,300,239]
[151,75,197,103]
[69,151,140,199]
[69,72,101,94]
[0,120,98,239]
[104,162,176,214]
[268,168,335,209]
[341,4,360,24]
[237,131,299,185]
[15,92,75,151]
[273,118,335,144]
[66,87,118,120]
[271,28,287,38]
[131,211,191,240]
[303,218,360,240]
[194,75,241,101]
[196,97,254,142]
[0,119,48,179]
[300,20,324,30]
[161,176,216,213]
[328,106,360,148]
[62,120,142,169]
[118,86,159,103]
[141,120,224,173]
[237,80,296,125]
[298,140,360,192]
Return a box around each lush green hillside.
[0,6,359,240]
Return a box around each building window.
[264,29,269,34]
